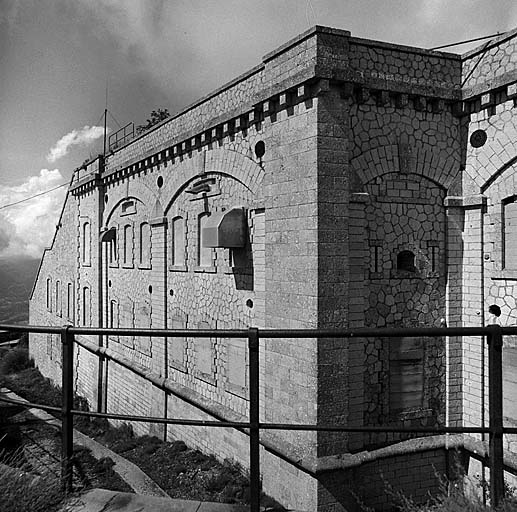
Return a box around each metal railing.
[0,324,512,510]
[108,122,134,152]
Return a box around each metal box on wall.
[202,207,247,248]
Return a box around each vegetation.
[0,452,64,512]
[0,342,284,508]
[136,108,170,134]
[383,471,517,512]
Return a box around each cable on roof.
[430,32,502,50]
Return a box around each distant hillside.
[0,257,40,324]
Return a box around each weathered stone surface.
[29,24,517,512]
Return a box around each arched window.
[198,213,212,267]
[55,280,61,316]
[46,278,52,311]
[123,224,132,266]
[139,222,151,267]
[109,300,119,343]
[67,283,74,322]
[109,229,118,265]
[171,216,185,266]
[82,286,91,326]
[82,221,91,265]
[504,197,517,269]
[397,250,416,272]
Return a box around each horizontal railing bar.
[70,328,249,337]
[259,327,509,338]
[259,423,491,433]
[2,394,513,435]
[0,324,64,334]
[6,324,517,337]
[71,409,250,428]
[0,395,62,414]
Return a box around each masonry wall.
[460,33,517,455]
[28,25,517,512]
[314,39,462,460]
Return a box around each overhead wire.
[0,106,123,212]
[0,182,69,211]
[430,32,502,50]
[108,110,123,130]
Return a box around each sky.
[1,0,517,259]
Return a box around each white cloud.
[0,169,67,258]
[47,125,106,163]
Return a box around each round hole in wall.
[254,140,265,159]
[104,195,109,203]
[489,304,501,317]
[108,280,112,287]
[157,176,164,188]
[148,285,153,294]
[470,129,487,148]
[246,299,254,308]
[169,289,174,296]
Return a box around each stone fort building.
[29,26,517,510]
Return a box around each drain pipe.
[96,155,106,413]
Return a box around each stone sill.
[193,266,217,274]
[169,265,188,273]
[491,270,517,281]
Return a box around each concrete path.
[0,388,168,497]
[59,489,249,512]
[2,388,255,510]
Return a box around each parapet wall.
[28,25,517,512]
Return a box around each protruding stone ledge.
[444,195,487,208]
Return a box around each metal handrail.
[108,122,134,152]
[0,324,507,509]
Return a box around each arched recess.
[481,155,517,194]
[105,196,146,227]
[163,147,264,214]
[350,143,459,192]
[103,176,160,228]
[467,107,517,192]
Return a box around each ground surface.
[0,347,282,509]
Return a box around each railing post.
[248,327,260,512]
[488,324,504,507]
[61,326,74,493]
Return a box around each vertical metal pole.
[61,326,74,493]
[488,324,504,507]
[248,328,260,512]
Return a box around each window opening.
[82,287,90,326]
[397,250,416,272]
[67,283,74,321]
[139,222,151,266]
[46,278,52,311]
[172,216,185,266]
[123,224,132,265]
[109,230,118,264]
[198,213,212,267]
[504,197,517,269]
[82,222,91,264]
[55,280,61,316]
[389,337,424,413]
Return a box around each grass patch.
[385,471,517,512]
[0,343,285,509]
[0,450,64,512]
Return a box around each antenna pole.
[103,78,108,157]
[103,108,107,157]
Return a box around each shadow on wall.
[231,227,254,291]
